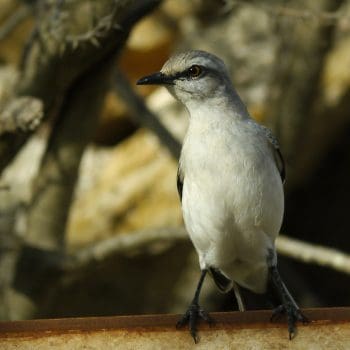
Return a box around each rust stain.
[0,308,349,339]
[1,309,350,350]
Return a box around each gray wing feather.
[260,125,286,183]
[177,165,184,201]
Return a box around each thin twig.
[276,234,350,275]
[0,5,31,42]
[60,226,350,276]
[114,69,181,159]
[66,226,188,269]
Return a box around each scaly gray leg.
[176,270,213,343]
[268,265,308,339]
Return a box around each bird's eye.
[188,65,202,78]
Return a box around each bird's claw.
[271,302,309,339]
[176,302,213,343]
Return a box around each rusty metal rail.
[1,308,350,349]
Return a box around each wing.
[275,148,286,183]
[260,125,286,183]
[177,165,184,202]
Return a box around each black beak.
[136,72,174,85]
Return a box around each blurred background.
[0,0,349,321]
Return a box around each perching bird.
[137,50,307,343]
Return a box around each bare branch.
[0,97,43,135]
[25,59,114,250]
[0,67,42,135]
[0,0,162,173]
[114,69,181,159]
[23,0,162,251]
[276,235,350,275]
[0,0,163,320]
[0,5,31,42]
[68,226,188,269]
[61,227,350,276]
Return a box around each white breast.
[180,115,284,293]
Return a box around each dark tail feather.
[209,267,232,293]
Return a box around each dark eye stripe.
[169,65,205,81]
[164,65,209,83]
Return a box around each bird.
[137,50,307,343]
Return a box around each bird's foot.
[271,302,309,339]
[176,302,213,343]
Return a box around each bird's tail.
[209,267,233,293]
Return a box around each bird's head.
[137,50,232,105]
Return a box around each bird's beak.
[136,72,174,85]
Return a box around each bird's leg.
[177,269,213,343]
[232,281,246,312]
[268,265,309,339]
